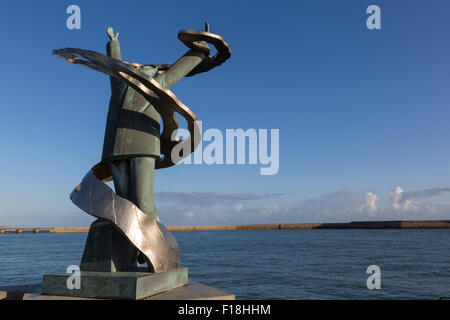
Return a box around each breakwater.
[169,220,450,230]
[1,220,449,233]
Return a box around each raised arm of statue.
[106,27,121,60]
[106,27,123,90]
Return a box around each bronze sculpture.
[53,23,230,273]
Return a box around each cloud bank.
[156,186,450,226]
[3,186,448,227]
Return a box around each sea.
[0,229,449,299]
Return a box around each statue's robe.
[102,39,161,162]
[101,38,207,163]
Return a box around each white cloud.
[360,192,379,216]
[261,204,280,214]
[390,186,418,212]
[390,186,403,205]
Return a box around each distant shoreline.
[0,220,449,233]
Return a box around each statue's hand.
[107,27,119,40]
[198,22,210,50]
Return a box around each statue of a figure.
[102,25,210,221]
[54,24,231,272]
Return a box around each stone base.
[0,281,234,300]
[41,268,188,300]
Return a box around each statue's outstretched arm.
[156,49,207,89]
[156,23,211,89]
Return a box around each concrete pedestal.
[41,268,188,300]
[0,281,234,300]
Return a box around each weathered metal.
[53,28,231,174]
[42,268,188,300]
[70,170,180,272]
[53,25,231,273]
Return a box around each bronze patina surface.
[52,24,231,273]
[42,269,188,300]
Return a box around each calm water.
[0,229,448,299]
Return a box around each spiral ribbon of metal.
[70,170,179,272]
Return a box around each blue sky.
[1,0,450,227]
